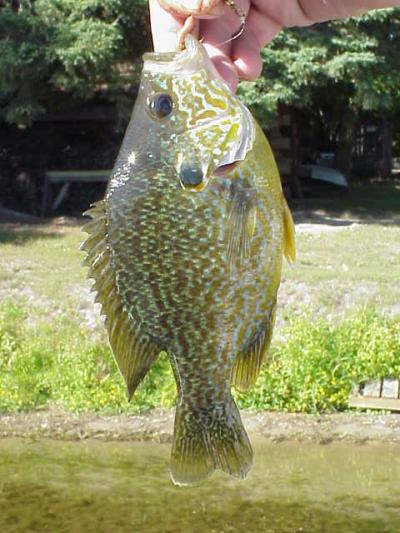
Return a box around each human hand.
[149,0,400,91]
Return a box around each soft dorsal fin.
[282,196,296,263]
[232,303,276,392]
[81,200,160,399]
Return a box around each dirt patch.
[296,221,361,234]
[1,409,399,445]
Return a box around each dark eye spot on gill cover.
[179,165,204,188]
[149,93,173,118]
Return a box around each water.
[0,438,399,532]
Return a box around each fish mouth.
[143,36,218,78]
[178,160,238,193]
[142,50,180,67]
[179,164,205,191]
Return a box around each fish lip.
[142,36,224,84]
[142,50,181,67]
[143,36,201,74]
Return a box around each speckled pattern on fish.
[82,36,295,486]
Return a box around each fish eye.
[149,93,174,119]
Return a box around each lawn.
[0,180,399,413]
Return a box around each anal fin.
[232,303,276,392]
[81,200,160,399]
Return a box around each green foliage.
[238,9,400,127]
[1,301,399,414]
[1,2,399,138]
[0,0,150,125]
[0,300,176,412]
[236,309,400,413]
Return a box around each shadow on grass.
[292,179,400,226]
[0,225,62,245]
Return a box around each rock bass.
[82,36,295,486]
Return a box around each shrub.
[0,302,399,414]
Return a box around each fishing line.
[218,0,247,46]
[177,0,247,50]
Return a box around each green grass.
[0,181,399,414]
[0,223,85,313]
[279,224,400,321]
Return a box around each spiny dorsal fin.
[282,196,296,263]
[81,200,160,399]
[232,303,276,392]
[226,188,257,270]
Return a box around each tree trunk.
[379,119,392,178]
[335,109,358,184]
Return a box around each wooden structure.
[349,378,400,412]
[353,115,393,178]
[268,111,303,199]
[41,170,110,217]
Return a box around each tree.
[238,9,400,175]
[0,0,150,126]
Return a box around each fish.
[81,35,295,486]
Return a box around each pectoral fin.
[226,188,257,270]
[81,201,160,399]
[232,303,276,392]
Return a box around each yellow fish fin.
[81,200,160,399]
[227,188,257,270]
[232,303,276,392]
[282,196,296,263]
[170,396,253,486]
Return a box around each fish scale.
[82,36,295,485]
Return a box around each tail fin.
[170,398,253,486]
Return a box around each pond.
[0,438,399,532]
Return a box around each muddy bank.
[0,409,399,445]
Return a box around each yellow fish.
[82,36,295,486]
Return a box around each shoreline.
[1,409,399,445]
